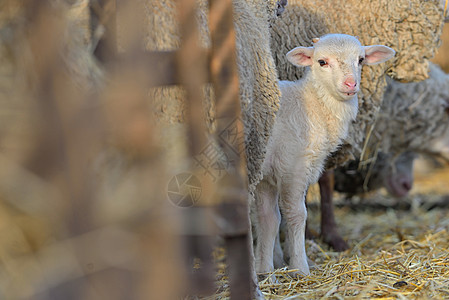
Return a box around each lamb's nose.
[344,77,357,89]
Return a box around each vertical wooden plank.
[176,0,216,296]
[209,0,252,299]
[106,2,187,299]
[22,2,109,299]
[176,0,208,155]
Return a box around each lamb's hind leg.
[280,178,310,276]
[253,179,280,274]
[273,230,286,269]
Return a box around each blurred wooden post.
[22,1,118,299]
[176,0,217,296]
[176,0,208,154]
[209,0,252,299]
[91,1,190,299]
[92,0,252,298]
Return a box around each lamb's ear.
[286,47,314,67]
[363,45,396,65]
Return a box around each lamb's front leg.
[253,179,280,274]
[280,178,310,276]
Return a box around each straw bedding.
[207,168,449,299]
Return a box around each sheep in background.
[374,64,449,154]
[334,151,416,198]
[253,34,395,276]
[319,63,449,251]
[270,0,445,167]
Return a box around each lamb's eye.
[359,57,364,64]
[318,60,327,67]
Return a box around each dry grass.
[209,165,449,299]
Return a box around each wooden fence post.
[209,0,252,298]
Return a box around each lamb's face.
[311,35,365,101]
[286,33,396,101]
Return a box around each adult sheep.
[372,63,449,155]
[334,151,417,199]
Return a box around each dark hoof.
[323,233,349,251]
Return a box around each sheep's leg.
[280,179,310,276]
[246,219,266,299]
[273,224,286,269]
[247,201,266,299]
[254,180,280,274]
[304,190,318,240]
[319,170,349,251]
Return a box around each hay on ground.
[207,166,449,299]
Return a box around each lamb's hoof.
[323,233,349,252]
[252,271,266,299]
[307,258,317,269]
[253,285,266,300]
[258,273,279,285]
[285,267,310,279]
[286,270,307,279]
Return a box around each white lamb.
[253,33,395,276]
